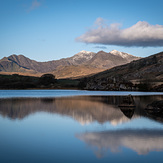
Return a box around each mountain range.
[0,50,140,79]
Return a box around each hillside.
[81,51,163,91]
[51,65,104,79]
[0,50,140,79]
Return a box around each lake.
[0,90,163,163]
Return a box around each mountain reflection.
[0,95,163,125]
[76,129,163,157]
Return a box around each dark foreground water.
[0,90,163,163]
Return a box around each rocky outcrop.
[146,100,163,110]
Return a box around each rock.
[146,100,163,110]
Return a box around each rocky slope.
[81,51,163,90]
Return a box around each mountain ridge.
[0,50,141,79]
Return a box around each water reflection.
[145,100,163,123]
[0,96,163,125]
[76,129,163,157]
[118,95,136,119]
[0,95,163,161]
[0,96,129,125]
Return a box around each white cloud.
[76,18,163,47]
[94,17,106,26]
[29,0,41,11]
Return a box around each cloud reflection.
[76,129,163,157]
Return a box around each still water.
[0,90,163,163]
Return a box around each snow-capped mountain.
[70,50,96,65]
[110,50,140,61]
[85,50,141,69]
[110,50,131,58]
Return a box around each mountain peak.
[9,54,27,59]
[110,50,120,54]
[79,50,92,54]
[110,50,132,58]
[72,50,96,64]
[97,50,106,53]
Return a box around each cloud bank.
[76,18,163,47]
[94,45,107,49]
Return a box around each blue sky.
[0,0,163,61]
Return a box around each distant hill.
[0,50,140,79]
[81,51,163,91]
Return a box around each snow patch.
[73,50,95,61]
[110,50,132,58]
[79,50,92,54]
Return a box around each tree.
[39,74,56,85]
